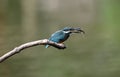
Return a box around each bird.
[45,27,85,48]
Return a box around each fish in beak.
[71,28,85,34]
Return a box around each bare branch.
[0,39,66,63]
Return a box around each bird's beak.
[71,28,85,34]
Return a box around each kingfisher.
[45,27,85,48]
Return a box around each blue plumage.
[45,27,84,48]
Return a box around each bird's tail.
[45,45,50,48]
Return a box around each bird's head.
[62,27,85,34]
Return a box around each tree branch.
[0,39,66,63]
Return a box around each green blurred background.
[0,0,120,77]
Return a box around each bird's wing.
[49,30,64,43]
[46,30,63,48]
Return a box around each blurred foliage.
[0,0,120,77]
[7,0,22,25]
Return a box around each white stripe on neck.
[63,31,70,33]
